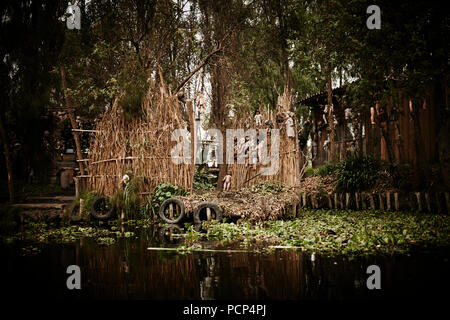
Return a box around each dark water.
[1,226,449,301]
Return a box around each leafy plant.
[193,165,217,190]
[304,163,337,177]
[151,183,188,212]
[111,176,146,220]
[250,181,284,193]
[335,155,380,193]
[69,190,99,220]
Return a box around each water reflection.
[1,226,449,300]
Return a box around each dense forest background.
[0,0,448,202]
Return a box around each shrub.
[0,205,20,236]
[315,163,337,177]
[335,155,380,193]
[304,167,315,177]
[193,165,216,190]
[151,182,188,212]
[69,190,99,220]
[385,162,412,191]
[304,163,336,178]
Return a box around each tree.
[0,0,65,201]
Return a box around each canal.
[1,225,449,301]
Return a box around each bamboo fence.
[88,80,194,196]
[228,86,302,189]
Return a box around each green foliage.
[184,224,201,246]
[151,182,188,212]
[70,190,99,220]
[385,163,413,191]
[305,163,337,177]
[117,68,148,120]
[335,156,380,193]
[202,209,450,256]
[0,180,66,202]
[111,176,148,220]
[193,165,217,190]
[0,205,20,237]
[250,181,284,194]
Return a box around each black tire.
[158,198,186,224]
[70,203,83,223]
[91,196,116,221]
[158,224,184,245]
[194,202,223,224]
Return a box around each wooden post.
[206,207,211,221]
[60,66,85,176]
[187,100,195,194]
[169,203,174,220]
[394,193,399,211]
[334,193,338,209]
[74,177,80,198]
[386,192,391,211]
[379,193,384,210]
[435,193,442,214]
[345,193,350,209]
[361,193,367,209]
[424,192,431,213]
[355,193,360,210]
[415,192,422,212]
[445,192,450,213]
[369,194,375,209]
[79,198,84,216]
[327,195,332,209]
[302,193,307,207]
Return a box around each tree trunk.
[0,114,14,203]
[212,64,228,191]
[326,68,336,162]
[60,66,85,176]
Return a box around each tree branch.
[173,30,233,95]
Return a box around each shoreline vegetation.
[2,208,449,258]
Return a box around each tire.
[194,202,223,224]
[91,196,116,221]
[158,198,186,224]
[70,203,83,223]
[158,224,184,245]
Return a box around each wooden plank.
[26,196,74,202]
[71,129,101,133]
[146,247,249,253]
[12,203,66,210]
